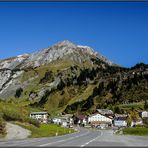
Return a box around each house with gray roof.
[30,112,49,123]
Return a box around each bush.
[15,87,23,98]
[1,107,40,127]
[28,118,40,128]
[135,124,144,127]
[135,124,144,128]
[2,109,23,121]
[143,118,148,128]
[40,70,54,84]
[0,116,6,135]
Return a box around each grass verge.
[122,127,148,136]
[14,121,75,138]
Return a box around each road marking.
[39,130,90,147]
[80,130,103,147]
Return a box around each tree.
[128,111,139,123]
[40,70,54,83]
[132,73,138,85]
[57,79,65,90]
[15,87,23,98]
[38,90,51,106]
[144,100,148,110]
[127,76,133,90]
[114,106,121,114]
[82,96,94,111]
[97,82,105,96]
[143,117,148,128]
[92,87,99,97]
[72,115,79,125]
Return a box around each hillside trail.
[4,122,31,140]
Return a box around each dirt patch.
[5,122,31,140]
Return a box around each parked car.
[96,125,101,129]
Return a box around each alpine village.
[0,40,148,137]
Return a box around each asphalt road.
[0,127,148,147]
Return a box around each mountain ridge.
[0,40,114,70]
[0,40,147,116]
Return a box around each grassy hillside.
[118,102,144,111]
[1,58,148,117]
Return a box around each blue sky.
[0,2,148,68]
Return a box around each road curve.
[0,127,148,147]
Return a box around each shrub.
[2,109,23,121]
[0,116,6,135]
[40,70,54,83]
[143,118,148,128]
[15,87,23,98]
[28,118,40,127]
[136,124,144,128]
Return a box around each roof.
[30,112,49,115]
[89,112,113,119]
[77,115,87,120]
[89,112,99,117]
[97,109,113,115]
[105,114,114,119]
[115,114,128,118]
[114,117,127,121]
[61,114,73,118]
[142,111,148,113]
[91,121,112,124]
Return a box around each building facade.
[30,112,49,123]
[114,120,127,127]
[114,114,128,127]
[88,113,112,127]
[141,111,148,118]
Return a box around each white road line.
[39,130,90,147]
[80,130,103,147]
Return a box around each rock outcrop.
[0,40,114,99]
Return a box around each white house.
[114,115,128,127]
[141,111,148,118]
[88,113,112,127]
[114,120,127,127]
[77,115,88,126]
[30,112,49,123]
[52,118,62,124]
[61,119,70,128]
[131,119,143,127]
[69,118,74,125]
[78,118,87,125]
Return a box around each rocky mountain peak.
[77,45,97,56]
[0,40,114,70]
[55,40,77,48]
[0,54,29,70]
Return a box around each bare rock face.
[0,40,114,99]
[0,70,12,90]
[0,54,29,70]
[20,40,76,69]
[77,45,97,56]
[19,40,113,69]
[0,70,24,99]
[0,40,113,71]
[29,92,38,101]
[77,45,113,66]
